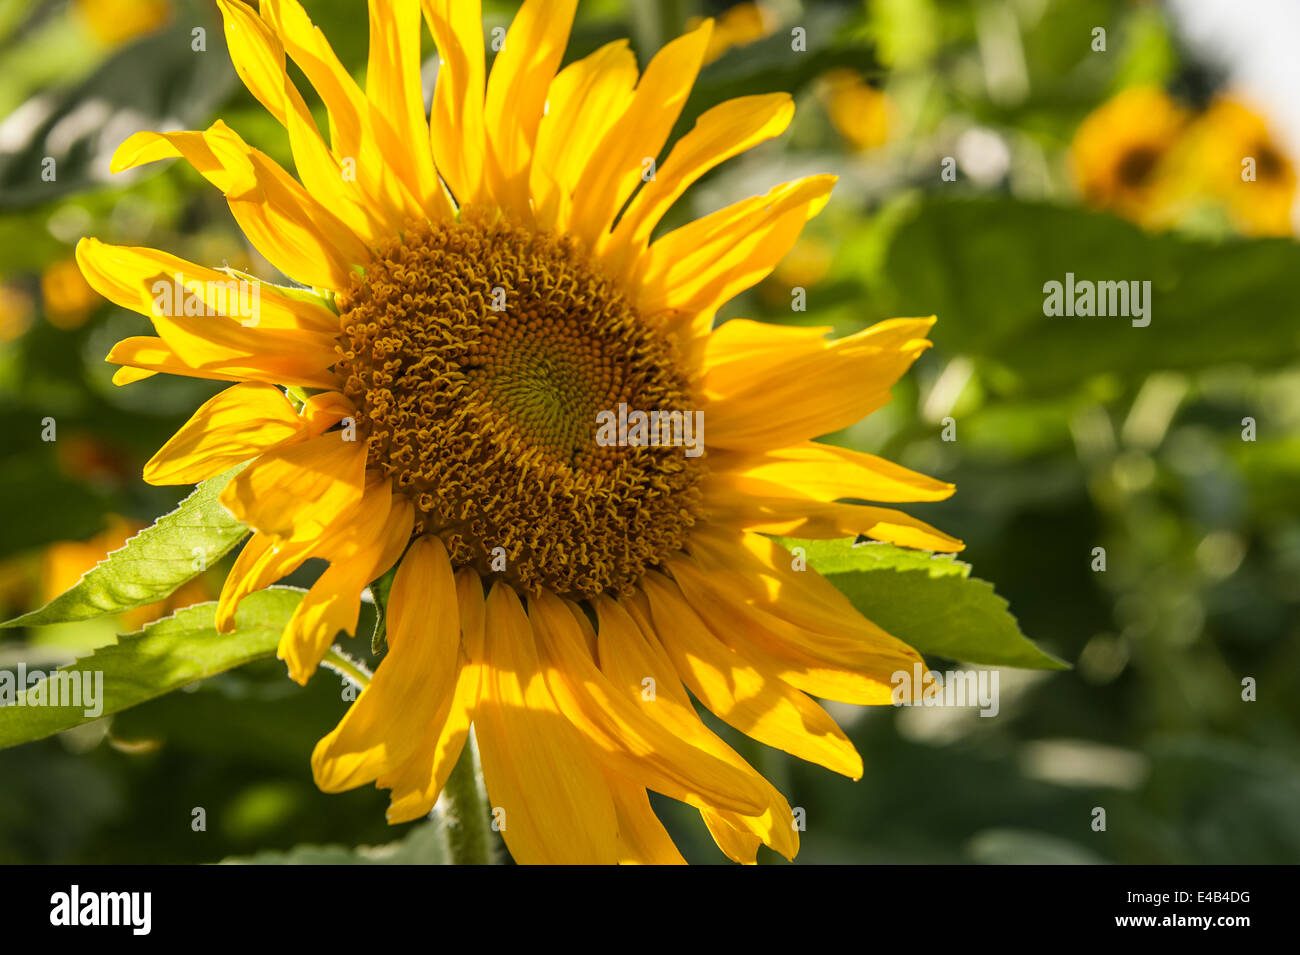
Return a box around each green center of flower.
[334,212,705,599]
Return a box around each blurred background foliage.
[1,0,1298,864]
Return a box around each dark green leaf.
[880,198,1300,394]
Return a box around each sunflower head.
[76,0,960,865]
[335,210,705,598]
[1070,85,1187,223]
[1182,96,1297,236]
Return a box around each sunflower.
[73,0,172,48]
[41,257,101,329]
[76,0,961,864]
[1070,85,1186,225]
[1180,96,1297,237]
[690,2,777,65]
[819,69,893,153]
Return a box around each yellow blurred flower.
[73,0,172,48]
[1181,97,1296,237]
[690,3,777,65]
[0,283,34,343]
[54,432,133,486]
[819,69,893,152]
[41,258,101,329]
[1070,86,1187,225]
[766,236,834,304]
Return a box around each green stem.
[441,736,494,865]
[322,646,372,688]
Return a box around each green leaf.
[0,588,302,751]
[879,197,1300,395]
[1,467,249,629]
[368,564,397,656]
[220,818,447,865]
[787,537,1068,669]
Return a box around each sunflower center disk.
[335,213,705,599]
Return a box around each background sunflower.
[1,0,1298,865]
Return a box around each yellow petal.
[366,0,450,218]
[312,536,461,791]
[231,4,401,250]
[474,582,620,864]
[216,531,312,632]
[703,316,936,449]
[529,589,771,817]
[374,566,487,823]
[666,550,919,706]
[609,781,687,865]
[706,474,964,551]
[112,364,157,385]
[231,146,372,290]
[215,0,292,126]
[568,20,714,247]
[112,122,369,289]
[300,391,355,436]
[719,442,954,504]
[454,566,487,662]
[77,237,338,334]
[278,490,412,683]
[481,0,577,217]
[696,527,922,660]
[422,0,486,206]
[144,381,308,485]
[677,534,900,667]
[378,657,477,824]
[262,0,361,151]
[641,570,863,779]
[215,473,380,633]
[701,317,832,374]
[155,318,336,389]
[112,126,256,195]
[594,594,798,857]
[264,0,425,230]
[106,336,246,386]
[635,174,835,321]
[220,431,367,539]
[604,93,795,273]
[531,40,638,232]
[701,810,764,865]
